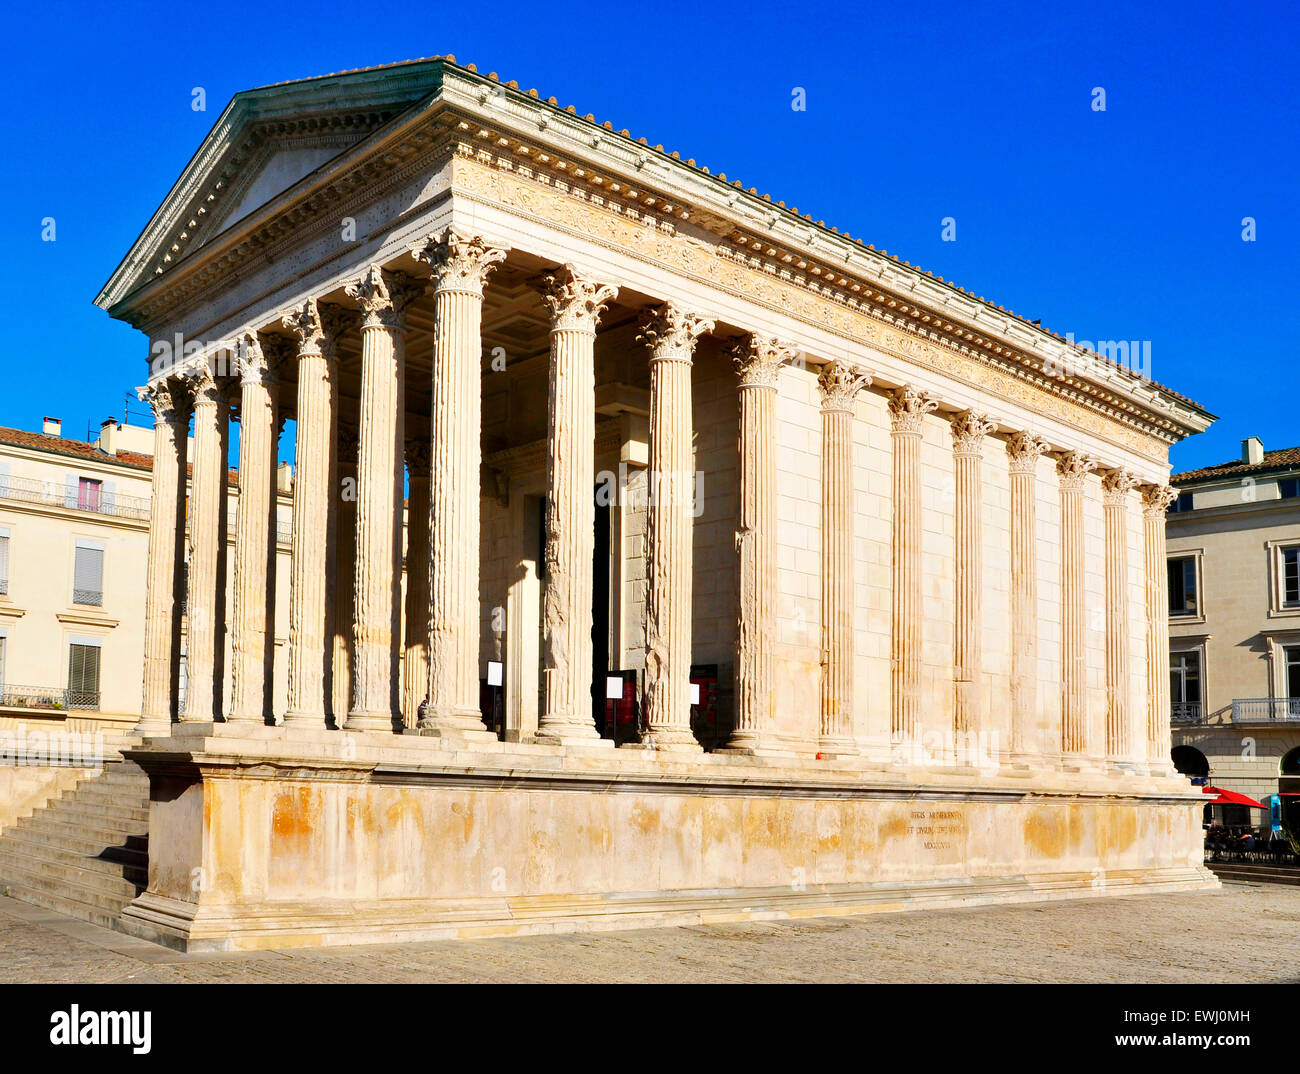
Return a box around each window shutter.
[64,475,76,509]
[0,461,9,497]
[0,533,8,595]
[67,643,102,706]
[73,544,104,606]
[103,481,117,515]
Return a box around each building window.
[1282,547,1300,609]
[1170,651,1202,722]
[1286,646,1300,702]
[1168,556,1198,616]
[67,642,101,710]
[1280,478,1300,499]
[1167,491,1194,513]
[73,542,104,606]
[0,528,8,596]
[77,477,103,512]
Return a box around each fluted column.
[282,299,341,726]
[1057,450,1097,764]
[180,360,228,722]
[136,378,190,734]
[1102,469,1139,766]
[534,266,618,746]
[817,361,869,756]
[332,423,359,724]
[724,336,798,753]
[1006,431,1050,762]
[411,231,507,739]
[229,333,279,723]
[402,438,431,728]
[950,411,996,752]
[345,266,423,732]
[1142,484,1178,774]
[888,385,939,756]
[640,304,714,752]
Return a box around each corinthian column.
[411,231,507,740]
[332,423,359,723]
[345,266,423,732]
[1006,431,1050,762]
[723,336,798,753]
[950,410,996,751]
[181,360,228,722]
[1142,484,1178,774]
[535,266,618,746]
[1101,469,1139,766]
[402,437,431,729]
[282,299,341,726]
[639,304,713,752]
[229,333,279,723]
[817,360,869,757]
[888,385,939,756]
[136,378,190,734]
[1057,450,1098,764]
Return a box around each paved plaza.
[0,883,1295,983]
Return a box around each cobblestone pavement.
[1,883,1296,983]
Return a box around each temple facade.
[92,58,1217,951]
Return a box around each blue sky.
[3,0,1295,472]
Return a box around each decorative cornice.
[543,265,618,334]
[732,335,797,388]
[817,360,871,410]
[888,384,939,434]
[1005,430,1051,474]
[950,409,997,455]
[638,303,714,363]
[410,228,509,297]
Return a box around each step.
[0,880,134,932]
[0,846,144,896]
[0,857,142,911]
[0,825,146,864]
[26,799,151,827]
[0,838,146,888]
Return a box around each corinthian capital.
[1056,450,1099,489]
[405,438,432,477]
[543,265,618,334]
[817,360,871,410]
[411,229,509,297]
[235,333,276,389]
[887,384,939,434]
[1005,430,1051,474]
[137,378,190,427]
[950,409,997,454]
[282,298,326,357]
[732,335,798,388]
[346,265,425,329]
[1100,468,1140,505]
[638,303,714,363]
[180,357,224,409]
[1141,483,1179,516]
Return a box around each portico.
[96,57,1217,951]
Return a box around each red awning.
[1201,786,1267,808]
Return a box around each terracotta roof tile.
[0,426,154,472]
[1172,445,1300,484]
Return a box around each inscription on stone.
[909,810,965,850]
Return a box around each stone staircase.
[0,738,150,932]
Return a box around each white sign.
[486,661,503,687]
[690,683,701,705]
[606,676,625,700]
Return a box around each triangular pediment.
[97,59,450,314]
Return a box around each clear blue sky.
[3,0,1295,473]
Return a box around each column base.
[282,710,330,729]
[418,708,498,745]
[816,736,860,759]
[342,711,401,734]
[717,731,796,757]
[632,727,703,753]
[535,720,613,748]
[136,715,172,738]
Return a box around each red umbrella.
[1201,786,1266,808]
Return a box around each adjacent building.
[1167,437,1300,815]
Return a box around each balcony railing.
[0,684,99,711]
[1170,701,1204,725]
[0,475,150,521]
[1231,697,1300,723]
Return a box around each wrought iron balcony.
[0,684,99,711]
[1170,701,1204,725]
[1231,697,1300,723]
[0,475,150,521]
